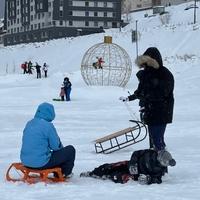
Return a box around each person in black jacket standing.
[63,77,72,101]
[120,47,174,151]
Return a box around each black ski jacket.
[128,47,174,125]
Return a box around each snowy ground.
[0,2,200,200]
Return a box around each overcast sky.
[0,0,5,18]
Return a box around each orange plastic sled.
[6,162,66,184]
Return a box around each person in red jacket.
[97,57,104,69]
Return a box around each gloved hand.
[129,164,138,175]
[138,174,151,185]
[119,96,129,102]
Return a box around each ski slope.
[0,2,200,200]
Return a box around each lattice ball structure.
[81,37,132,87]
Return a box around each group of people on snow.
[20,47,176,185]
[21,61,49,78]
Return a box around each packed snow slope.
[0,2,200,200]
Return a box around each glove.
[119,96,129,102]
[138,174,151,185]
[129,164,138,175]
[139,107,145,112]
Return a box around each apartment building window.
[49,12,51,17]
[137,4,142,8]
[94,1,98,7]
[94,21,98,27]
[85,21,89,26]
[59,21,63,25]
[94,12,98,17]
[112,12,116,18]
[17,18,19,24]
[69,21,73,26]
[60,0,64,6]
[104,21,108,27]
[104,2,107,7]
[85,1,89,7]
[40,3,43,9]
[69,11,73,16]
[31,6,33,11]
[60,10,63,17]
[48,2,51,8]
[69,1,73,6]
[31,15,33,21]
[104,12,107,17]
[17,0,19,6]
[85,11,89,17]
[17,9,19,14]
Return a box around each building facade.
[122,0,193,13]
[4,0,122,46]
[154,0,193,6]
[122,0,152,13]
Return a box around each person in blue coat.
[20,102,75,177]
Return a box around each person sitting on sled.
[20,102,76,178]
[80,149,176,185]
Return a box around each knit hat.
[157,150,176,167]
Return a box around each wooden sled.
[6,162,66,184]
[94,120,147,154]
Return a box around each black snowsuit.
[83,149,167,184]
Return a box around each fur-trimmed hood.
[135,47,163,69]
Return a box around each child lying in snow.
[80,149,176,184]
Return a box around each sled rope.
[124,102,139,121]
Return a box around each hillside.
[0,2,200,200]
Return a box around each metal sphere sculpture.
[81,36,132,87]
